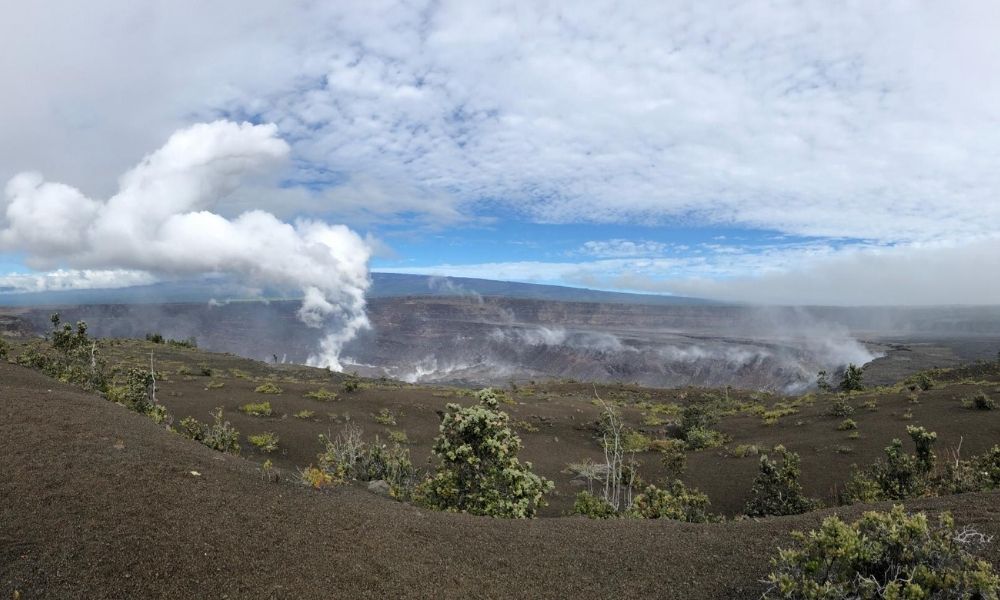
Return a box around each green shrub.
[19,315,108,391]
[622,430,652,453]
[293,409,315,419]
[627,480,713,522]
[254,382,282,395]
[763,505,999,599]
[316,424,419,497]
[836,418,857,431]
[179,408,240,454]
[116,367,155,412]
[416,388,553,518]
[304,387,338,401]
[844,426,937,503]
[166,337,197,349]
[912,372,935,391]
[681,402,718,433]
[962,391,997,410]
[373,408,397,426]
[572,491,617,519]
[0,337,9,359]
[239,401,272,417]
[828,397,854,417]
[248,432,279,453]
[683,426,727,450]
[341,372,361,393]
[941,445,1000,495]
[839,363,864,392]
[654,438,687,478]
[744,446,819,517]
[144,333,164,344]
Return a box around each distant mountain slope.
[367,273,714,305]
[0,272,713,307]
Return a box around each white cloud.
[0,269,156,293]
[1,121,372,368]
[579,239,669,258]
[2,2,1000,243]
[377,235,1000,306]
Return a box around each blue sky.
[1,2,1000,305]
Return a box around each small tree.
[744,446,819,517]
[815,370,830,391]
[839,363,864,392]
[418,389,553,518]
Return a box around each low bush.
[304,387,338,401]
[572,491,617,519]
[763,505,999,599]
[253,382,283,395]
[300,465,333,489]
[248,432,279,453]
[828,397,854,417]
[744,446,819,517]
[963,391,997,410]
[0,337,9,359]
[836,418,857,431]
[341,372,361,393]
[627,480,713,522]
[239,401,273,417]
[179,408,240,454]
[683,426,727,450]
[316,424,420,498]
[844,426,936,503]
[373,408,397,425]
[294,409,315,419]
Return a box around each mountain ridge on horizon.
[0,272,715,308]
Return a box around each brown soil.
[2,347,1000,598]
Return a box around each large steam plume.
[0,120,371,369]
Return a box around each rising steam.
[0,120,371,369]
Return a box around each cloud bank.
[0,121,371,368]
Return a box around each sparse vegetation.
[373,408,397,426]
[293,409,315,419]
[844,426,937,503]
[304,387,338,401]
[316,424,419,497]
[248,432,279,453]
[253,382,282,395]
[239,401,273,417]
[836,418,857,431]
[178,408,240,454]
[827,397,854,417]
[341,372,361,393]
[763,505,999,599]
[963,391,997,410]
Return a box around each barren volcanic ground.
[3,334,1000,598]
